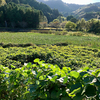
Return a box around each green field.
[0,32,100,70]
[0,45,100,69]
[0,32,100,48]
[1,31,100,100]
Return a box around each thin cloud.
[62,0,99,4]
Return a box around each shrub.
[65,21,76,31]
[61,30,68,35]
[48,29,55,34]
[55,31,68,35]
[70,32,83,36]
[55,31,61,35]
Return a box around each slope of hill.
[37,0,72,12]
[5,0,61,22]
[4,0,100,22]
[73,4,100,20]
[0,2,42,28]
[36,0,84,16]
[36,0,100,20]
[94,2,100,7]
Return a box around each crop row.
[0,45,100,69]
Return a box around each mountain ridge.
[73,3,100,20]
[37,0,100,20]
[36,0,85,16]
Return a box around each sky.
[62,0,100,5]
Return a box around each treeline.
[65,17,100,34]
[5,0,61,22]
[48,15,100,34]
[66,16,100,34]
[76,18,100,34]
[0,2,42,28]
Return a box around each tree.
[65,21,76,31]
[70,18,78,23]
[0,11,4,24]
[52,19,60,30]
[85,21,90,31]
[6,0,61,23]
[0,2,41,28]
[60,21,67,28]
[76,18,86,31]
[39,22,47,29]
[88,19,100,34]
[66,15,74,21]
[18,21,27,28]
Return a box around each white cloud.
[62,0,95,5]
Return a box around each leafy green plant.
[0,59,100,100]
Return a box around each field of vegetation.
[0,32,100,48]
[1,31,100,100]
[1,43,100,69]
[0,0,100,99]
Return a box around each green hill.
[5,0,61,22]
[36,0,100,20]
[0,2,41,28]
[37,0,84,16]
[73,4,100,20]
[37,0,72,13]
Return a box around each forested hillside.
[37,0,84,16]
[0,0,61,28]
[0,2,41,28]
[73,4,100,20]
[37,0,100,20]
[5,0,61,22]
[37,0,72,14]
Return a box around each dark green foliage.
[0,2,41,28]
[88,20,100,34]
[28,0,61,22]
[2,43,33,48]
[76,18,100,34]
[70,18,78,23]
[66,15,78,23]
[5,0,61,23]
[67,15,74,21]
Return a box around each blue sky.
[62,0,100,5]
